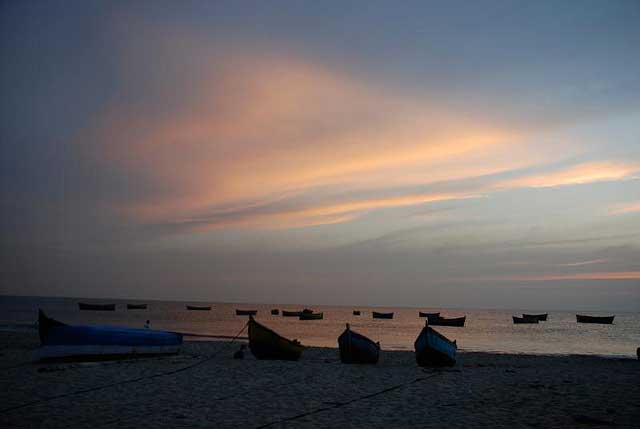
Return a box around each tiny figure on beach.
[144,320,150,329]
[234,344,246,359]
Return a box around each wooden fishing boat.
[186,305,211,311]
[513,315,538,324]
[78,302,116,311]
[353,310,361,316]
[282,310,302,317]
[299,312,323,320]
[37,310,182,362]
[523,313,547,321]
[127,304,147,310]
[414,320,457,367]
[236,309,258,316]
[338,324,379,364]
[248,316,304,360]
[576,314,614,324]
[419,311,440,318]
[271,309,279,315]
[428,316,466,327]
[372,311,394,319]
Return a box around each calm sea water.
[1,296,638,358]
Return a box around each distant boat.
[419,311,440,318]
[372,311,394,319]
[78,303,116,311]
[523,313,548,321]
[282,310,302,317]
[353,310,361,316]
[236,309,258,316]
[127,304,147,310]
[414,321,457,367]
[271,309,279,315]
[301,308,314,314]
[186,305,211,311]
[37,310,182,362]
[299,312,323,320]
[428,316,466,327]
[338,324,379,364]
[576,314,614,324]
[248,316,304,360]
[513,316,538,324]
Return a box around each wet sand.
[1,331,638,428]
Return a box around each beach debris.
[233,344,246,359]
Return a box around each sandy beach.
[1,331,638,428]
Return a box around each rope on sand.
[254,372,442,429]
[0,322,249,415]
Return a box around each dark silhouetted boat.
[419,311,440,318]
[282,310,302,317]
[576,314,614,324]
[299,312,323,320]
[271,309,279,315]
[37,310,182,362]
[78,303,115,311]
[353,310,361,316]
[523,313,548,321]
[414,320,457,367]
[513,316,538,324]
[186,305,211,311]
[248,316,304,360]
[372,311,394,319]
[338,324,379,364]
[127,304,147,310]
[428,315,466,327]
[236,309,258,316]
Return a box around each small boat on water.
[127,304,147,310]
[248,316,304,360]
[428,316,466,327]
[523,313,548,321]
[271,309,279,315]
[186,305,211,311]
[513,316,538,324]
[414,320,457,367]
[576,314,615,324]
[372,311,394,319]
[338,324,380,364]
[78,303,116,311]
[419,311,440,318]
[282,310,302,317]
[236,309,258,316]
[353,310,361,316]
[37,310,182,362]
[299,312,323,320]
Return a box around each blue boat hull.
[414,326,457,367]
[338,327,379,364]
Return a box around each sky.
[1,1,639,311]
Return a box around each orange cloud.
[608,201,640,216]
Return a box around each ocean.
[1,295,638,358]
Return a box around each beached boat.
[372,311,394,319]
[338,324,380,364]
[186,305,211,311]
[127,304,147,310]
[576,314,614,324]
[523,313,548,321]
[428,316,466,327]
[37,310,182,362]
[353,310,361,316]
[414,321,457,367]
[236,309,258,316]
[299,312,323,320]
[271,309,279,315]
[282,310,302,317]
[78,302,116,311]
[513,316,538,324]
[419,311,440,318]
[248,316,304,360]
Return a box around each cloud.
[608,201,640,216]
[556,259,607,267]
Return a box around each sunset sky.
[1,1,639,311]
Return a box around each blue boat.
[37,310,182,361]
[414,320,457,367]
[338,324,380,364]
